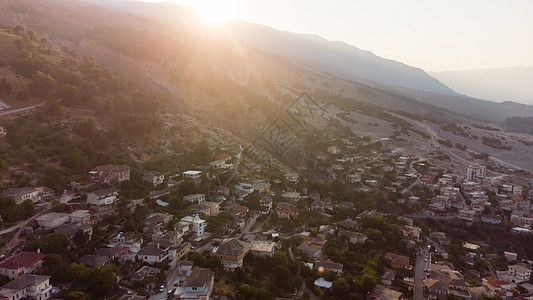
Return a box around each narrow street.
[0,208,52,254]
[238,212,260,239]
[0,103,42,116]
[414,248,429,300]
[0,98,11,110]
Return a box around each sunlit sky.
[148,0,533,72]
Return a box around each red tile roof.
[0,252,45,270]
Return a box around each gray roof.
[216,239,248,256]
[2,274,50,290]
[185,268,212,288]
[138,244,166,256]
[91,187,119,197]
[1,187,36,198]
[54,223,92,237]
[315,260,343,271]
[77,255,110,267]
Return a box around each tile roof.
[185,268,213,288]
[77,255,110,267]
[138,244,166,256]
[0,252,45,270]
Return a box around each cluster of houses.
[1,135,532,300]
[0,251,52,300]
[421,256,533,300]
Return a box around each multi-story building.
[179,215,207,238]
[0,274,52,300]
[87,187,119,206]
[508,264,532,283]
[466,164,486,181]
[179,268,214,300]
[510,214,533,229]
[87,187,119,220]
[249,241,277,258]
[215,238,250,271]
[183,194,206,204]
[142,171,164,186]
[89,164,130,184]
[107,232,143,253]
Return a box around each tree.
[193,140,210,164]
[61,148,86,170]
[28,71,56,97]
[273,265,291,286]
[73,230,90,248]
[58,84,80,103]
[42,254,71,283]
[65,291,90,300]
[243,193,261,211]
[27,233,70,257]
[20,199,35,218]
[333,277,352,299]
[273,251,289,267]
[0,78,12,96]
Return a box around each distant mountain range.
[86,0,458,96]
[431,67,533,105]
[3,0,533,124]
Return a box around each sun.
[190,0,242,23]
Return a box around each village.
[0,135,532,300]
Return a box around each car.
[424,258,428,262]
[159,284,165,292]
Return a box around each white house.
[108,232,143,253]
[508,264,532,283]
[179,268,214,300]
[87,187,119,206]
[35,212,70,229]
[1,187,38,204]
[249,241,277,258]
[192,216,206,238]
[182,171,202,180]
[137,243,169,264]
[180,215,207,238]
[0,274,52,300]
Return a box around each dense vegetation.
[0,26,168,191]
[503,116,533,135]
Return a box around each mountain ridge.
[431,67,533,105]
[84,0,460,97]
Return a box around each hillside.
[86,0,459,96]
[1,0,533,177]
[80,0,533,125]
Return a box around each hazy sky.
[160,0,533,72]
